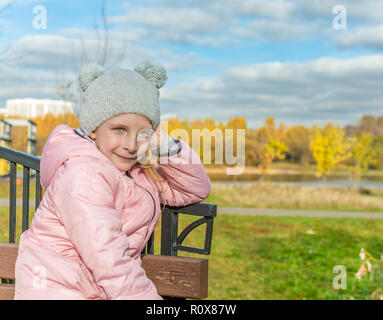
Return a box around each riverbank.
[204,182,383,212]
[205,164,383,178]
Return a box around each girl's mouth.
[115,153,136,161]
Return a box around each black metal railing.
[0,146,42,285]
[160,203,217,256]
[0,145,217,258]
[0,146,42,244]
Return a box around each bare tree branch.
[94,13,102,65]
[100,0,109,66]
[55,0,129,104]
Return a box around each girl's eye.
[114,128,125,133]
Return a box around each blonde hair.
[137,147,167,194]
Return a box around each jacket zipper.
[125,171,157,253]
[74,128,159,253]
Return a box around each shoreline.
[205,166,383,177]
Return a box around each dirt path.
[217,207,383,219]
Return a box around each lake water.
[210,174,383,189]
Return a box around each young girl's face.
[89,113,153,172]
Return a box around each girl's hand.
[138,122,177,161]
[150,123,169,154]
[153,122,162,144]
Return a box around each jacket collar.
[74,128,96,144]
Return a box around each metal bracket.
[160,203,217,256]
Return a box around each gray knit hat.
[78,61,167,136]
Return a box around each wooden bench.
[0,243,208,299]
[0,145,217,300]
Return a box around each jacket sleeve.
[51,163,163,300]
[156,138,211,207]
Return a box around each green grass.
[0,182,41,200]
[150,213,383,300]
[2,206,383,300]
[0,206,35,243]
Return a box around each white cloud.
[2,47,383,128]
[335,25,383,50]
[110,2,233,46]
[0,29,208,105]
[111,0,383,47]
[221,0,294,19]
[232,18,331,42]
[7,31,201,71]
[160,55,383,128]
[116,4,225,33]
[2,0,383,128]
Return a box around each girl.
[14,61,211,300]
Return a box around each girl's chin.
[111,155,137,171]
[115,163,136,173]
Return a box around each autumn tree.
[224,117,246,164]
[247,118,271,167]
[247,116,288,176]
[370,135,383,170]
[32,113,79,156]
[11,126,28,152]
[285,125,314,165]
[4,116,31,153]
[345,114,383,137]
[359,115,377,135]
[262,136,289,172]
[310,124,350,179]
[348,133,377,182]
[245,129,258,166]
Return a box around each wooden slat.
[0,243,208,299]
[142,255,208,299]
[0,284,15,300]
[0,243,18,279]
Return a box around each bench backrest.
[0,144,216,300]
[0,243,208,299]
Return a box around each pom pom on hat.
[78,63,105,92]
[134,61,167,89]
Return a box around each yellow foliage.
[310,124,350,178]
[32,112,79,156]
[348,133,377,181]
[227,117,247,129]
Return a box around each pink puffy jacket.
[14,124,211,300]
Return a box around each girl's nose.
[122,138,138,155]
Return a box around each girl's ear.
[89,132,96,140]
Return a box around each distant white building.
[0,98,74,118]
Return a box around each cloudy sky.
[0,0,382,129]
